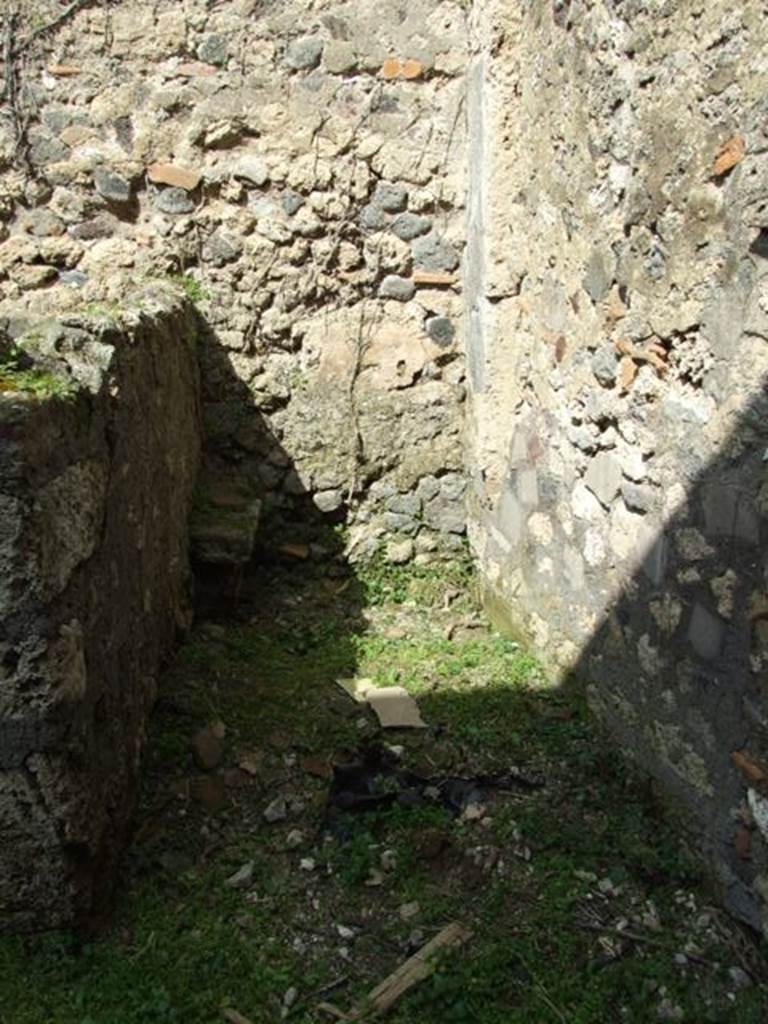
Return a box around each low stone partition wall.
[0,288,200,930]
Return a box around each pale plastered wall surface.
[466,0,768,930]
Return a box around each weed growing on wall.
[0,345,73,398]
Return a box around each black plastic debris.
[323,740,543,836]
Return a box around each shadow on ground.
[1,305,768,1022]
[1,548,767,1023]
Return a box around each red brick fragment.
[381,58,424,80]
[147,162,201,191]
[48,64,82,76]
[712,134,746,177]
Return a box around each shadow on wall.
[187,306,353,617]
[190,306,768,934]
[560,377,768,932]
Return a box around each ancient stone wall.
[0,0,470,564]
[5,0,768,937]
[0,288,200,930]
[466,0,768,929]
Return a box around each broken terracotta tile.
[712,134,746,177]
[176,61,217,77]
[401,59,424,80]
[734,825,752,860]
[731,749,767,789]
[412,269,458,286]
[301,754,333,779]
[48,64,82,76]
[618,355,637,392]
[238,749,265,776]
[192,725,224,771]
[278,543,311,560]
[381,57,401,79]
[147,162,202,191]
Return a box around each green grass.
[79,302,126,323]
[167,273,211,305]
[0,559,765,1024]
[0,347,74,399]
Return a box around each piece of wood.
[363,922,471,1016]
[366,686,427,730]
[317,1003,357,1021]
[318,923,470,1020]
[221,1009,256,1024]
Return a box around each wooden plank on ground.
[320,921,471,1019]
[365,921,471,1014]
[221,1009,256,1024]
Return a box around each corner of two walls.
[0,0,472,932]
[0,0,473,569]
[465,0,768,931]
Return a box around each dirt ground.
[1,550,767,1023]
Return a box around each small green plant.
[80,301,124,325]
[357,550,476,609]
[0,346,74,399]
[168,274,210,304]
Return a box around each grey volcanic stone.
[424,495,466,534]
[426,316,455,347]
[373,181,408,212]
[591,346,619,387]
[93,168,131,203]
[233,157,269,187]
[69,215,118,240]
[386,492,421,516]
[379,275,416,301]
[154,187,195,215]
[284,37,324,70]
[28,131,70,166]
[439,473,467,501]
[202,231,242,266]
[702,484,759,543]
[391,213,431,241]
[583,452,622,507]
[411,231,460,272]
[313,489,344,513]
[282,191,305,216]
[323,40,357,73]
[582,249,612,302]
[382,512,419,535]
[688,603,725,661]
[359,203,388,230]
[621,481,654,513]
[198,33,229,66]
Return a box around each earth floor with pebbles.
[1,550,767,1023]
